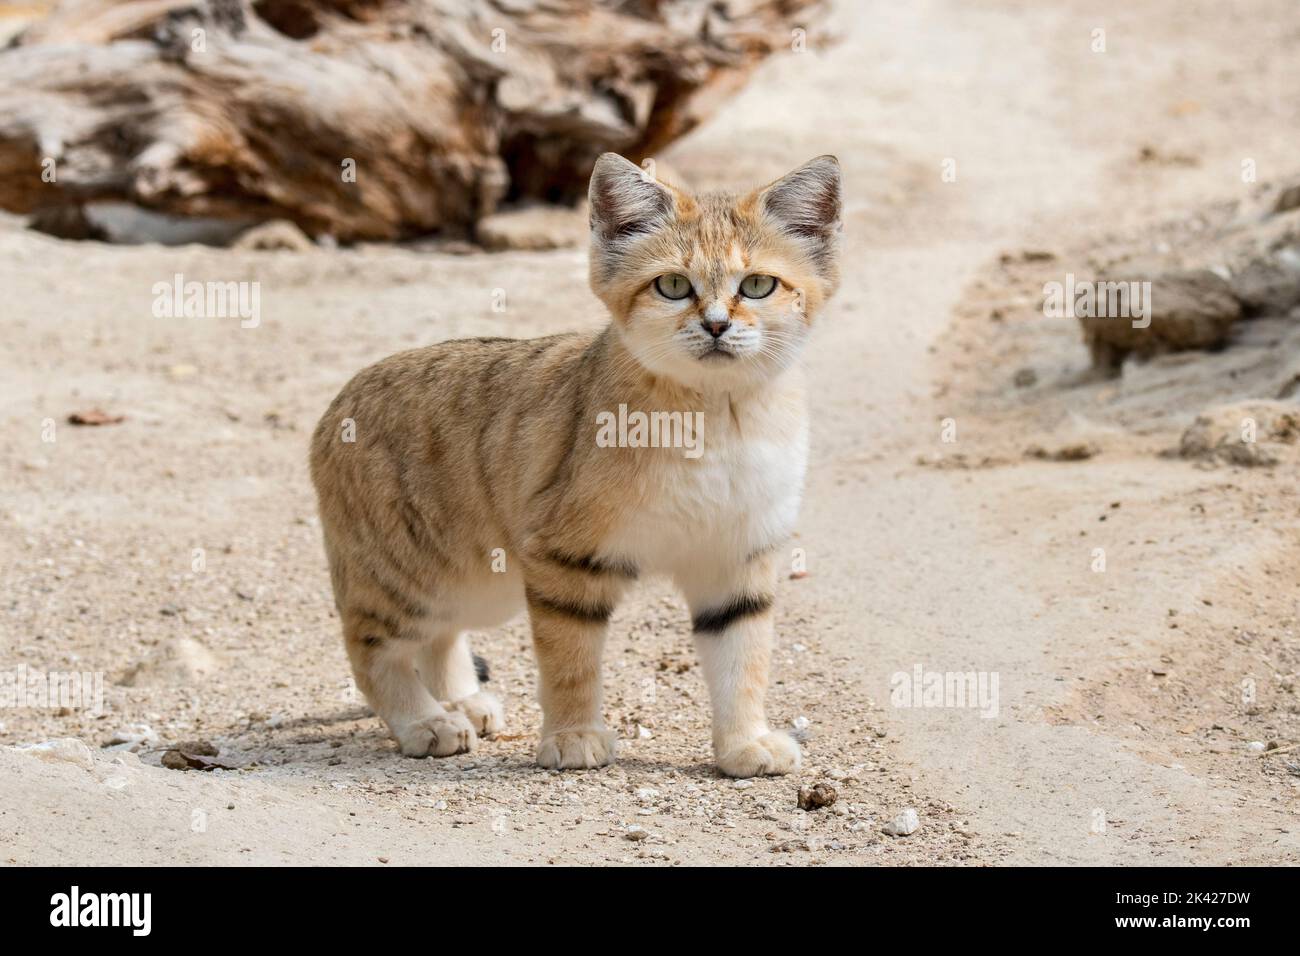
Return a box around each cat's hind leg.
[342,608,476,757]
[416,632,504,737]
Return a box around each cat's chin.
[646,355,784,394]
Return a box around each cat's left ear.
[757,155,841,264]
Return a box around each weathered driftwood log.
[0,0,826,241]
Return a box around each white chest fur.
[604,384,809,578]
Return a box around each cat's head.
[587,154,841,392]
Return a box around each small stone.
[1246,740,1267,753]
[1013,367,1038,388]
[624,826,649,841]
[103,723,158,753]
[1025,441,1099,462]
[231,219,314,252]
[174,739,219,756]
[1273,183,1300,214]
[883,807,921,836]
[797,782,838,811]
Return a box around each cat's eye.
[739,274,777,299]
[654,274,693,300]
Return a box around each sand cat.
[309,153,841,777]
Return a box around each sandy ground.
[2,0,1299,865]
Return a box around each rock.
[174,739,219,757]
[624,825,649,841]
[882,807,921,836]
[797,782,838,811]
[770,839,811,853]
[161,748,235,771]
[118,637,221,688]
[1081,269,1241,372]
[103,724,158,754]
[67,408,125,426]
[1025,440,1099,462]
[28,204,108,241]
[1273,183,1300,215]
[1013,367,1038,388]
[475,204,585,252]
[13,738,95,769]
[1247,740,1267,753]
[1179,400,1299,466]
[1227,245,1300,315]
[231,220,315,252]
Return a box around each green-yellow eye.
[740,274,777,298]
[654,274,692,300]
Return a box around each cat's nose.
[701,303,731,338]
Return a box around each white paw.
[447,691,504,737]
[716,730,801,778]
[395,711,477,757]
[536,728,617,770]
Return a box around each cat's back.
[311,332,592,459]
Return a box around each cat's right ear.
[588,153,674,248]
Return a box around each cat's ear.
[588,153,674,247]
[757,155,841,260]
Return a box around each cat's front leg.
[524,555,629,769]
[681,552,800,778]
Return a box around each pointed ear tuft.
[759,155,841,246]
[588,153,673,245]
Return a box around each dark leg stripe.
[373,575,429,620]
[525,586,613,624]
[351,607,407,640]
[544,549,638,579]
[692,594,774,634]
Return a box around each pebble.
[883,808,920,836]
[624,825,649,841]
[103,724,159,754]
[1246,741,1266,753]
[797,782,838,811]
